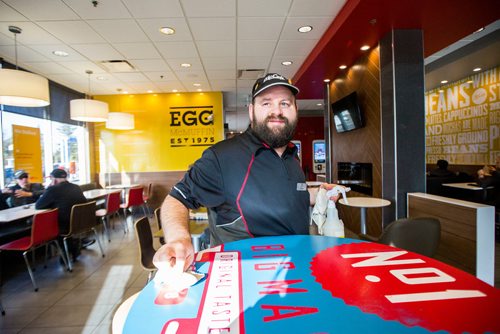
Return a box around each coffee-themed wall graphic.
[425,66,500,165]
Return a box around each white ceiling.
[0,0,343,115]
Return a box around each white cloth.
[311,188,328,234]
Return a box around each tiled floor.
[0,214,157,334]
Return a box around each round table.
[118,235,499,333]
[339,197,391,234]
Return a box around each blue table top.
[123,235,499,334]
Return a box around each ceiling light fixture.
[181,63,191,68]
[70,70,109,122]
[298,26,313,33]
[172,89,178,93]
[147,90,153,93]
[339,65,347,70]
[193,83,201,87]
[281,61,293,66]
[52,50,69,57]
[0,26,50,107]
[159,27,175,35]
[323,79,331,83]
[441,80,448,84]
[474,27,484,33]
[360,45,370,51]
[473,67,482,72]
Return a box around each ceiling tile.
[206,69,236,80]
[156,41,199,59]
[181,0,235,17]
[58,60,107,75]
[176,70,207,82]
[0,32,13,45]
[63,0,131,19]
[210,79,236,90]
[0,1,29,21]
[155,81,185,92]
[137,18,192,42]
[28,44,86,61]
[112,72,149,82]
[189,18,235,41]
[0,22,61,45]
[238,17,285,40]
[237,40,276,57]
[3,0,78,20]
[274,39,318,57]
[112,42,161,59]
[289,0,346,17]
[281,17,334,40]
[23,61,74,75]
[237,0,292,17]
[130,59,171,72]
[197,40,235,58]
[38,21,106,44]
[202,57,236,70]
[87,19,149,43]
[70,43,123,61]
[237,56,270,69]
[0,44,49,62]
[122,0,184,18]
[143,71,175,81]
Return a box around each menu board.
[123,235,499,333]
[425,66,500,165]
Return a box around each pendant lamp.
[0,26,50,107]
[70,70,108,122]
[105,89,134,130]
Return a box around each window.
[1,111,89,187]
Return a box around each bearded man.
[154,73,340,271]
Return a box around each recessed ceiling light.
[323,79,331,83]
[467,80,473,84]
[123,91,128,94]
[52,50,69,57]
[197,89,202,92]
[193,83,201,87]
[180,63,191,68]
[473,67,482,72]
[438,89,444,93]
[172,89,178,93]
[298,25,313,33]
[360,45,370,51]
[96,76,106,80]
[440,80,448,84]
[474,27,484,33]
[316,103,322,106]
[147,90,153,93]
[159,27,175,35]
[339,65,347,70]
[281,61,293,66]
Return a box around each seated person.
[2,170,45,207]
[35,168,93,260]
[477,156,500,208]
[429,159,455,177]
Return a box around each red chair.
[0,209,68,291]
[120,186,147,220]
[96,191,125,241]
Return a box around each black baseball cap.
[252,73,299,98]
[14,170,28,179]
[50,168,68,178]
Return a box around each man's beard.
[251,114,297,148]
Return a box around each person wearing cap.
[153,73,344,271]
[35,168,89,260]
[2,170,45,208]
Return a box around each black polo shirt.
[170,128,310,245]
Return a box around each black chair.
[359,217,441,258]
[153,207,164,245]
[134,216,156,283]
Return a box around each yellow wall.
[425,66,500,165]
[94,92,224,173]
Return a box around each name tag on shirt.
[297,183,307,191]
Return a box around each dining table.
[114,235,499,334]
[0,204,47,223]
[338,197,391,234]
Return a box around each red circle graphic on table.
[310,242,500,333]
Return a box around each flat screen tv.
[331,92,364,133]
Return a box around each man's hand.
[14,189,32,198]
[153,237,194,272]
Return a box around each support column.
[380,30,426,223]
